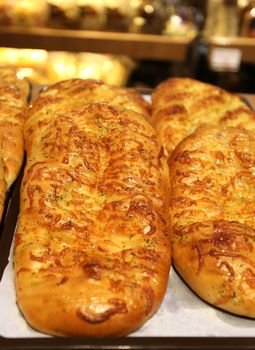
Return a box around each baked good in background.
[0,48,49,85]
[0,67,28,219]
[0,48,135,87]
[129,0,166,34]
[76,53,135,87]
[169,125,255,318]
[0,0,49,27]
[14,78,171,336]
[103,0,131,32]
[162,5,199,37]
[77,0,106,30]
[46,0,130,31]
[48,52,135,87]
[46,51,78,82]
[152,78,255,159]
[46,0,80,28]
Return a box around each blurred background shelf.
[0,0,254,92]
[0,26,194,62]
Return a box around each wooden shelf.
[208,36,255,63]
[0,26,194,62]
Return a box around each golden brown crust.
[0,158,6,221]
[169,125,255,317]
[152,77,255,158]
[0,67,28,223]
[14,79,171,337]
[0,67,29,188]
[35,78,151,120]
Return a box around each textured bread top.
[0,67,28,221]
[14,79,171,337]
[170,125,255,317]
[0,67,29,106]
[25,78,150,155]
[152,77,255,158]
[31,78,150,120]
[0,67,29,188]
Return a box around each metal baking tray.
[0,90,255,350]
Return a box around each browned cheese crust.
[152,77,255,158]
[0,67,28,219]
[37,78,151,120]
[14,79,171,337]
[169,125,255,318]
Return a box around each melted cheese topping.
[0,67,28,219]
[152,78,255,158]
[170,125,255,318]
[14,79,170,337]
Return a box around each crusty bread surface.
[0,67,28,219]
[35,78,150,119]
[14,79,171,337]
[152,77,255,158]
[169,124,255,317]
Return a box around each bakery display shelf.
[207,36,255,63]
[0,26,194,62]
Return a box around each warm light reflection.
[0,47,134,86]
[250,7,255,17]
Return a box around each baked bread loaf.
[14,79,171,336]
[152,77,255,158]
[170,124,255,318]
[0,67,28,219]
[35,78,150,121]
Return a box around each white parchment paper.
[0,248,254,339]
